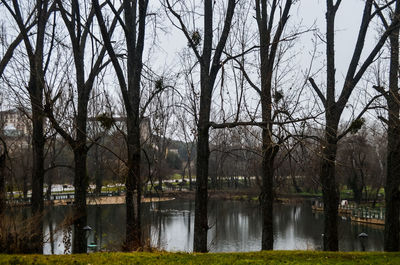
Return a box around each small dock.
[350,207,385,225]
[312,200,385,225]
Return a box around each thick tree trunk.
[260,72,276,250]
[260,135,274,250]
[125,120,142,251]
[321,117,339,251]
[193,123,209,252]
[319,1,340,251]
[384,31,400,252]
[72,147,88,253]
[193,67,213,252]
[385,136,400,251]
[30,91,45,254]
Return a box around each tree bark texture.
[29,92,45,253]
[193,80,212,252]
[321,116,339,251]
[72,148,88,254]
[384,8,400,251]
[71,95,90,253]
[125,118,142,250]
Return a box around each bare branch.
[308,77,326,106]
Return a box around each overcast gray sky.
[158,1,374,74]
[153,1,383,125]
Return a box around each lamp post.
[358,232,368,251]
[83,225,98,252]
[83,225,92,252]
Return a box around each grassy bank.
[1,251,399,264]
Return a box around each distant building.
[0,108,31,137]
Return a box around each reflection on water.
[42,199,384,254]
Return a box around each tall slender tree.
[1,0,55,253]
[209,0,298,250]
[44,1,119,253]
[94,0,149,250]
[166,0,236,252]
[255,0,293,250]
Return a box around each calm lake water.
[42,199,383,254]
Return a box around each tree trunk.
[30,89,45,254]
[125,119,142,250]
[72,147,88,253]
[384,28,400,252]
[321,117,339,251]
[193,122,209,252]
[319,1,339,251]
[260,137,275,250]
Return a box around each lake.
[42,199,383,254]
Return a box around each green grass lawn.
[1,251,400,265]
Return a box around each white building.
[0,108,31,137]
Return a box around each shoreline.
[7,189,321,207]
[50,196,175,206]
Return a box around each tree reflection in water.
[42,199,384,254]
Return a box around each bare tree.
[308,0,400,251]
[166,0,236,252]
[210,0,299,249]
[254,0,293,250]
[1,0,55,253]
[93,0,150,250]
[373,0,400,251]
[44,0,118,253]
